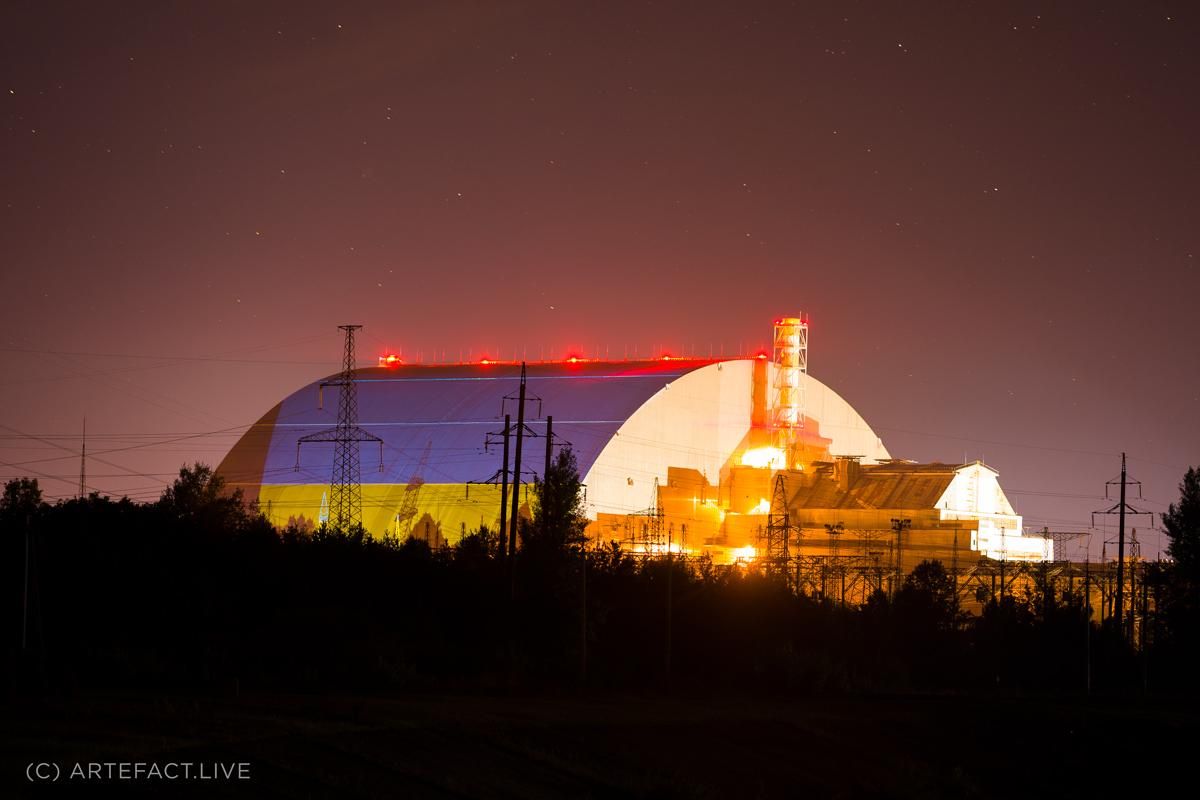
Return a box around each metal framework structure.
[78,417,86,500]
[771,315,808,455]
[890,518,911,597]
[395,441,433,538]
[761,473,792,576]
[627,531,1160,650]
[625,478,665,557]
[1092,453,1154,639]
[791,525,892,603]
[296,325,383,532]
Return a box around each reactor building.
[216,317,1052,567]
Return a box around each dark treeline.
[4,455,1200,696]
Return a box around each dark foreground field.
[3,691,1195,798]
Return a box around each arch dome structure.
[217,357,889,540]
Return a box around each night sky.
[2,1,1196,558]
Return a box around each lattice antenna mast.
[296,325,384,532]
[78,417,86,499]
[626,478,665,556]
[647,477,664,554]
[764,473,791,575]
[890,517,912,595]
[771,315,808,462]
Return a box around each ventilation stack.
[771,315,808,465]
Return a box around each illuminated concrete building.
[217,318,1051,565]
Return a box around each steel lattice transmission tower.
[296,325,383,532]
[763,473,792,575]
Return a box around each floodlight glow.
[740,446,786,470]
[732,545,757,561]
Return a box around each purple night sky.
[2,1,1196,558]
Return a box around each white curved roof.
[583,359,889,517]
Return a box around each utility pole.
[1141,563,1150,694]
[499,415,510,556]
[1117,454,1127,631]
[1085,554,1092,695]
[468,415,514,555]
[78,417,86,499]
[890,518,911,598]
[1092,453,1152,639]
[665,519,673,685]
[22,513,30,652]
[579,537,588,685]
[543,415,553,537]
[296,325,384,532]
[473,368,546,558]
[951,527,960,623]
[544,416,554,482]
[508,363,528,556]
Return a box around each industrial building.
[216,317,1052,567]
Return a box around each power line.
[0,456,103,495]
[0,423,172,489]
[0,334,332,365]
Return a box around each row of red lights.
[378,317,803,367]
[378,351,771,368]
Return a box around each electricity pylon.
[296,325,383,532]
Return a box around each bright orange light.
[740,447,785,470]
[732,545,757,562]
[661,354,671,361]
[480,358,491,365]
[755,352,768,360]
[378,354,402,367]
[629,541,691,556]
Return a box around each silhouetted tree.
[1151,465,1200,688]
[897,559,958,630]
[510,449,590,678]
[526,447,588,553]
[1,458,1183,695]
[1163,466,1200,577]
[158,462,255,531]
[1,477,43,521]
[454,525,498,563]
